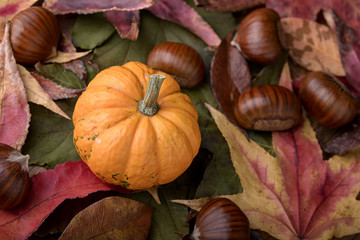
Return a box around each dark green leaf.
[37,63,85,89]
[252,52,288,86]
[71,13,115,50]
[23,99,80,168]
[182,84,242,198]
[91,11,213,71]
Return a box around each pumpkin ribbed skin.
[72,62,201,190]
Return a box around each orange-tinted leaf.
[210,30,250,123]
[0,0,37,42]
[0,161,131,240]
[59,196,153,240]
[194,0,264,12]
[279,17,345,76]
[148,0,221,48]
[201,104,360,240]
[0,22,30,150]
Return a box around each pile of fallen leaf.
[1,0,360,239]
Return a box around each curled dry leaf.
[148,0,221,48]
[0,161,131,240]
[210,30,251,123]
[332,0,360,35]
[104,10,140,41]
[31,72,84,100]
[279,17,345,76]
[266,0,327,20]
[278,61,293,90]
[181,104,360,240]
[59,196,153,240]
[0,0,38,42]
[43,0,158,14]
[18,65,70,119]
[44,50,91,64]
[332,9,360,94]
[194,0,265,12]
[0,22,30,150]
[315,117,360,156]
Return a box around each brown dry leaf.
[17,65,70,119]
[44,50,91,64]
[279,17,345,76]
[278,61,293,90]
[0,22,30,150]
[59,196,153,240]
[210,30,250,123]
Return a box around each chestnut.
[10,6,60,65]
[234,8,284,65]
[234,85,302,131]
[0,143,30,210]
[146,42,205,88]
[186,198,250,240]
[299,71,359,128]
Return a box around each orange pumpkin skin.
[72,61,201,190]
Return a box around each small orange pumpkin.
[72,61,201,190]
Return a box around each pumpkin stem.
[138,74,166,116]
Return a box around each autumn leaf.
[194,0,264,12]
[44,50,91,64]
[148,0,221,48]
[0,22,30,150]
[17,64,70,119]
[43,0,157,14]
[0,161,131,240]
[279,17,345,76]
[59,196,153,240]
[0,0,37,42]
[210,30,250,123]
[332,9,360,94]
[31,72,83,100]
[104,10,140,41]
[176,104,360,240]
[266,0,327,20]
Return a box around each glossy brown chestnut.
[299,71,359,128]
[10,6,60,65]
[234,8,284,65]
[147,42,205,88]
[234,85,302,131]
[188,198,250,240]
[0,143,30,210]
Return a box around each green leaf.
[71,13,115,50]
[23,99,80,168]
[91,11,213,71]
[182,84,242,198]
[37,63,85,89]
[252,52,288,86]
